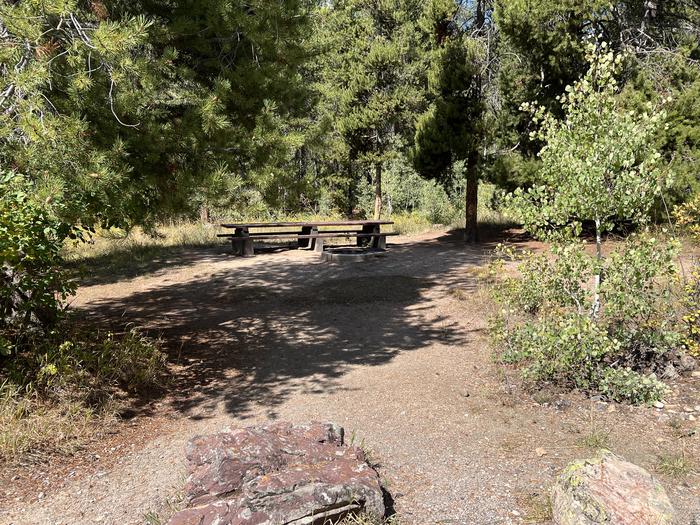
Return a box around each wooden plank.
[219,228,374,238]
[220,220,394,229]
[220,232,399,240]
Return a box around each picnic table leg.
[376,234,387,250]
[357,224,376,247]
[298,226,317,250]
[233,228,254,256]
[314,237,325,253]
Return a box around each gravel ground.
[2,230,699,524]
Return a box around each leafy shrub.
[598,367,669,405]
[673,193,700,241]
[602,237,682,364]
[355,156,462,225]
[490,234,680,404]
[676,263,700,358]
[499,315,621,390]
[0,173,78,355]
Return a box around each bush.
[0,174,167,463]
[355,156,462,225]
[679,265,700,358]
[673,193,700,241]
[498,315,621,390]
[491,46,682,405]
[490,234,681,404]
[598,367,669,405]
[0,173,77,356]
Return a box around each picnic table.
[217,220,397,256]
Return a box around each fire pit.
[320,246,387,262]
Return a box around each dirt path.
[3,230,699,524]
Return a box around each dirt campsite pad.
[2,230,699,524]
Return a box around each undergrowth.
[334,513,400,525]
[489,234,685,405]
[0,324,165,463]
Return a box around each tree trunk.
[373,162,382,220]
[463,0,485,244]
[592,219,602,317]
[346,160,354,218]
[464,149,479,243]
[199,205,210,224]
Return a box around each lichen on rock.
[552,450,675,525]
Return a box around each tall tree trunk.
[373,162,382,219]
[463,0,486,243]
[346,160,354,218]
[464,149,479,243]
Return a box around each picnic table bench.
[217,220,397,256]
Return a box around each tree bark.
[199,205,210,224]
[373,162,382,220]
[346,160,354,218]
[464,149,479,243]
[592,218,602,317]
[463,0,485,243]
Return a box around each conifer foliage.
[313,0,428,219]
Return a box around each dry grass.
[0,385,116,463]
[577,410,611,451]
[64,221,221,263]
[656,450,695,479]
[388,212,436,236]
[517,492,553,524]
[0,327,165,464]
[333,513,399,525]
[578,427,611,450]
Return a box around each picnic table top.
[220,220,394,229]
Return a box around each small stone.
[689,415,697,422]
[461,391,470,398]
[695,406,700,412]
[684,406,695,413]
[654,401,665,409]
[691,371,700,378]
[607,405,617,413]
[679,354,697,372]
[555,399,572,411]
[535,447,547,457]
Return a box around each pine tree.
[313,0,428,219]
[412,0,485,242]
[0,1,315,227]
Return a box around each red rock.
[168,422,385,525]
[553,450,675,525]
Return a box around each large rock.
[552,450,675,525]
[168,422,385,525]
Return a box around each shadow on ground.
[78,229,526,421]
[66,242,227,287]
